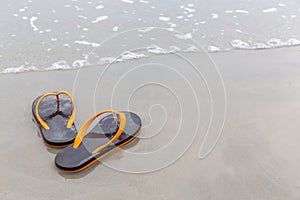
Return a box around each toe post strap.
[35,91,76,130]
[73,110,126,154]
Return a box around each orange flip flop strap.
[73,110,126,154]
[35,91,76,130]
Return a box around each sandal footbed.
[55,111,141,171]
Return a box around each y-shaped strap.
[73,110,126,154]
[35,91,76,130]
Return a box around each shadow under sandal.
[55,110,141,173]
[32,91,77,148]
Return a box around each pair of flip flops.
[32,91,141,172]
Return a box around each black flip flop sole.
[32,94,77,148]
[55,111,141,172]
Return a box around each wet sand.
[1,47,300,199]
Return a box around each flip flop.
[55,110,141,172]
[32,91,77,148]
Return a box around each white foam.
[99,57,116,64]
[183,45,199,52]
[29,16,38,31]
[78,15,88,19]
[121,0,134,4]
[46,60,70,70]
[286,38,300,45]
[98,50,155,64]
[75,40,100,47]
[138,27,154,33]
[235,10,249,14]
[251,43,269,49]
[225,10,233,13]
[266,38,281,47]
[207,46,220,52]
[169,45,181,51]
[231,38,300,49]
[73,6,80,11]
[74,6,83,11]
[159,16,170,22]
[211,13,219,19]
[0,66,37,74]
[174,33,192,40]
[63,44,71,48]
[168,23,177,27]
[278,3,286,7]
[184,7,195,13]
[176,16,184,19]
[139,0,148,3]
[91,16,108,23]
[95,5,104,9]
[19,8,27,12]
[117,51,146,61]
[147,44,169,54]
[267,38,300,47]
[263,8,278,13]
[72,60,89,68]
[112,26,119,32]
[231,40,250,49]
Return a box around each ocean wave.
[231,38,300,50]
[0,44,202,75]
[1,38,300,75]
[0,66,38,74]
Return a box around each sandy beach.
[1,0,300,199]
[0,46,300,199]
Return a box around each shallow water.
[0,0,300,73]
